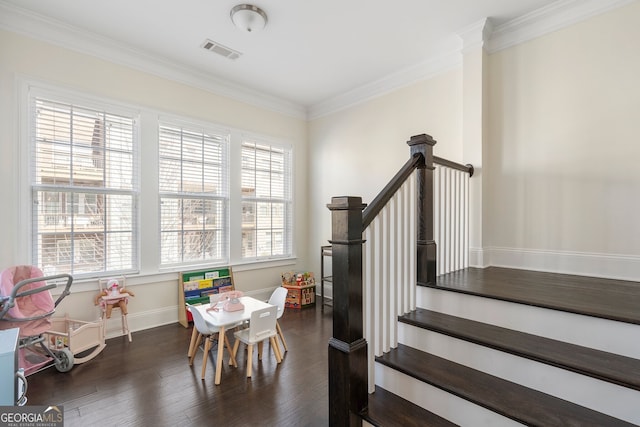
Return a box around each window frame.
[26,85,141,279]
[240,136,294,262]
[157,118,231,269]
[19,81,296,282]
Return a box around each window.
[241,139,292,260]
[158,122,229,266]
[30,95,138,277]
[26,84,295,277]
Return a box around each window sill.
[50,257,298,295]
[231,257,297,272]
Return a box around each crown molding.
[1,0,635,121]
[457,18,493,55]
[312,0,635,118]
[0,2,306,120]
[487,0,637,53]
[308,48,462,120]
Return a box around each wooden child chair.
[96,277,134,342]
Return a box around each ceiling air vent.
[201,39,242,60]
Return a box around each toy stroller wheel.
[54,348,74,372]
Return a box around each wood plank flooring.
[25,303,333,427]
[434,267,640,324]
[23,267,640,426]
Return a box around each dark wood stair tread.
[400,309,640,391]
[430,267,640,325]
[364,385,457,427]
[376,344,635,426]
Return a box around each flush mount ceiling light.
[231,4,268,33]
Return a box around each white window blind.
[158,122,229,266]
[241,139,292,260]
[30,95,138,277]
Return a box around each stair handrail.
[363,139,476,231]
[362,153,423,229]
[433,156,474,177]
[326,133,473,426]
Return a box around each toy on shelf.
[281,271,315,287]
[281,271,316,309]
[95,277,134,341]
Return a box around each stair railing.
[326,134,473,426]
[434,155,474,275]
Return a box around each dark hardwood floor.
[23,267,640,426]
[434,267,640,324]
[26,303,333,427]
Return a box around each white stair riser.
[374,363,524,427]
[399,323,640,425]
[417,286,640,358]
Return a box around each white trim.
[0,2,306,120]
[18,78,299,283]
[469,247,488,268]
[308,50,461,120]
[104,305,177,339]
[16,77,31,264]
[487,0,637,53]
[309,0,636,118]
[1,0,634,123]
[487,246,640,282]
[22,80,143,279]
[26,81,143,118]
[231,257,297,272]
[457,18,493,54]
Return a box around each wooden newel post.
[327,196,368,426]
[407,134,437,286]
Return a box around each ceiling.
[2,0,562,112]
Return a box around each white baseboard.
[469,247,488,268]
[486,247,640,282]
[103,306,178,339]
[327,247,637,301]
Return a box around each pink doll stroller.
[0,265,74,375]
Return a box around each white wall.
[308,70,464,277]
[0,30,309,332]
[307,1,640,283]
[486,1,640,279]
[2,1,639,333]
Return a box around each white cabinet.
[0,328,21,405]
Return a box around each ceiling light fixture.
[230,4,268,33]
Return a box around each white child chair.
[187,303,238,380]
[268,287,289,354]
[231,305,281,378]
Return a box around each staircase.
[364,268,640,426]
[325,134,640,426]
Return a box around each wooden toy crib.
[45,314,105,364]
